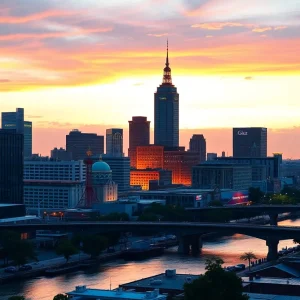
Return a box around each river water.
[1,218,300,300]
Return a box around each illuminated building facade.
[136,145,164,169]
[92,160,118,203]
[128,116,150,168]
[154,42,179,147]
[135,145,198,186]
[164,148,199,185]
[130,169,172,190]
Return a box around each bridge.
[186,205,300,225]
[1,221,300,261]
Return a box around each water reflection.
[1,218,299,300]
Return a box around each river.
[1,218,300,300]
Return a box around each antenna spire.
[162,39,172,85]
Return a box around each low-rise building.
[24,160,86,212]
[120,269,199,297]
[66,286,166,300]
[130,169,172,190]
[192,164,252,190]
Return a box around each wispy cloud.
[191,22,252,30]
[147,33,168,37]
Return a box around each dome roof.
[92,161,111,172]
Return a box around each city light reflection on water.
[0,218,299,300]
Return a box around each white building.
[92,160,118,203]
[24,160,86,211]
[67,286,166,300]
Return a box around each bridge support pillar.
[178,236,190,254]
[269,213,278,226]
[266,238,279,261]
[191,236,203,254]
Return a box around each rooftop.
[242,277,300,286]
[247,293,300,300]
[67,286,166,300]
[120,270,199,291]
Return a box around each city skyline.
[0,0,299,157]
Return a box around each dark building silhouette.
[106,128,123,157]
[128,116,150,168]
[66,129,104,161]
[233,127,267,158]
[189,134,206,163]
[1,108,32,158]
[50,147,72,161]
[0,129,24,204]
[154,42,179,147]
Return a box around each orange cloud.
[191,22,252,30]
[147,33,168,37]
[274,26,288,31]
[0,10,78,24]
[252,27,272,33]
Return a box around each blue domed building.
[92,159,118,203]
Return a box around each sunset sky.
[1,0,300,158]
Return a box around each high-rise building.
[106,128,123,157]
[189,134,206,163]
[129,117,150,149]
[154,42,179,147]
[0,129,24,204]
[128,116,150,168]
[1,108,32,158]
[66,129,104,161]
[233,127,267,158]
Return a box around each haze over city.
[1,0,300,157]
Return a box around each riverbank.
[0,251,122,284]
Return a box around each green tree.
[56,240,78,263]
[9,240,37,267]
[53,294,69,300]
[248,187,264,203]
[240,252,257,271]
[82,235,108,258]
[8,296,25,300]
[0,230,21,265]
[184,258,249,300]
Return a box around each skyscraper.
[66,129,104,161]
[128,117,150,149]
[189,134,206,163]
[106,128,123,157]
[233,127,267,158]
[1,108,32,158]
[0,129,24,204]
[128,116,150,168]
[154,42,179,147]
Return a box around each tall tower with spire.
[154,41,179,147]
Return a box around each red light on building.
[130,170,160,190]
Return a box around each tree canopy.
[82,235,108,258]
[56,240,78,263]
[53,294,69,300]
[184,258,249,300]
